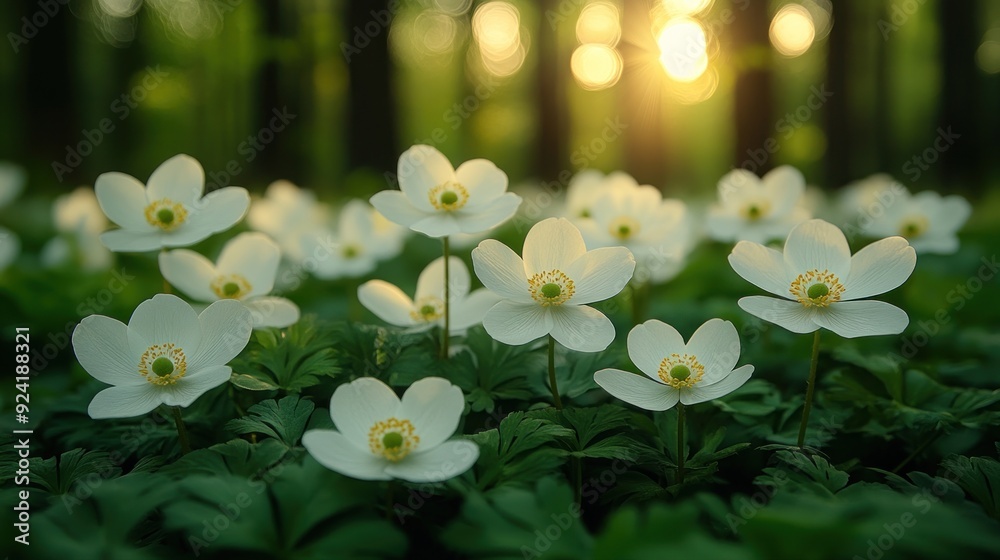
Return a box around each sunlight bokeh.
[770,4,816,58]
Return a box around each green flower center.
[157,208,175,225]
[618,224,631,237]
[580,209,591,218]
[420,304,436,316]
[440,191,458,206]
[669,364,691,381]
[807,283,829,299]
[151,357,174,377]
[223,282,240,297]
[382,432,403,449]
[541,283,561,299]
[747,205,761,219]
[343,245,358,258]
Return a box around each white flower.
[0,162,26,271]
[247,180,331,262]
[371,145,522,238]
[41,187,113,272]
[358,256,499,334]
[471,217,635,352]
[595,319,754,410]
[159,232,300,328]
[707,166,811,244]
[564,169,612,219]
[303,200,405,280]
[302,377,479,483]
[72,294,253,419]
[573,172,694,284]
[860,187,971,255]
[729,219,916,338]
[836,173,899,224]
[95,154,250,252]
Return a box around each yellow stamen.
[144,199,188,231]
[790,269,845,307]
[528,270,575,306]
[368,417,419,462]
[657,353,705,389]
[428,182,470,211]
[138,343,187,386]
[211,274,252,300]
[410,296,444,322]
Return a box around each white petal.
[812,300,909,338]
[548,305,614,352]
[565,247,635,305]
[146,154,205,206]
[88,384,164,419]
[0,227,19,270]
[681,364,754,405]
[158,222,218,249]
[523,218,587,275]
[454,193,521,235]
[927,194,971,234]
[302,430,391,481]
[330,377,402,451]
[456,159,508,204]
[398,145,455,211]
[716,169,760,205]
[737,296,819,334]
[160,365,231,407]
[384,440,479,483]
[94,172,155,231]
[184,187,250,236]
[243,297,300,328]
[685,319,741,384]
[358,280,417,327]
[189,299,253,370]
[158,249,218,302]
[72,315,144,386]
[761,165,805,217]
[450,289,501,332]
[370,190,428,228]
[627,320,685,380]
[217,232,280,297]
[412,214,461,238]
[471,240,531,303]
[127,294,201,357]
[728,241,790,297]
[841,236,916,301]
[100,229,163,252]
[783,219,851,279]
[417,256,469,301]
[398,377,464,449]
[482,300,553,346]
[909,235,959,255]
[594,368,679,411]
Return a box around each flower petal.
[243,297,300,328]
[681,364,754,405]
[184,186,250,236]
[398,145,455,211]
[217,232,280,297]
[454,192,521,234]
[841,236,916,301]
[417,256,469,301]
[783,219,851,279]
[370,190,428,228]
[812,300,909,338]
[159,249,218,302]
[94,172,155,231]
[685,319,741,384]
[329,377,402,451]
[127,294,201,359]
[73,315,144,386]
[88,384,164,419]
[482,300,553,346]
[302,430,391,481]
[523,218,587,276]
[455,159,508,205]
[146,154,205,206]
[189,299,253,370]
[399,377,464,449]
[627,320,685,380]
[160,365,231,407]
[100,229,163,252]
[594,368,679,411]
[565,246,635,305]
[358,280,417,327]
[471,239,531,303]
[451,289,501,332]
[728,241,790,297]
[716,169,760,205]
[383,440,479,483]
[761,165,805,217]
[737,296,819,334]
[549,305,614,352]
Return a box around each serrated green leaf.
[225,395,315,447]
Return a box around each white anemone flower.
[564,169,612,219]
[358,256,499,334]
[574,172,694,284]
[302,377,479,483]
[159,232,300,328]
[370,145,522,238]
[0,162,26,271]
[729,219,916,338]
[707,166,811,244]
[95,154,250,252]
[595,319,754,410]
[247,180,331,262]
[471,217,635,352]
[303,199,404,280]
[860,187,971,255]
[42,187,113,271]
[836,173,900,224]
[72,294,253,419]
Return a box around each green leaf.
[230,372,279,391]
[158,439,290,479]
[756,450,849,495]
[29,449,120,496]
[469,411,574,490]
[230,317,340,392]
[225,395,315,447]
[941,454,1000,519]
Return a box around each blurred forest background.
[2,0,999,199]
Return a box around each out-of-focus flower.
[0,162,26,271]
[302,199,406,280]
[247,180,331,262]
[41,187,113,272]
[707,166,811,244]
[860,187,972,255]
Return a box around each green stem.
[548,335,563,410]
[572,456,582,505]
[892,431,942,474]
[161,249,172,294]
[441,237,451,359]
[797,330,822,448]
[172,407,191,455]
[677,402,686,484]
[385,481,395,522]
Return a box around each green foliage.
[469,411,574,490]
[225,395,315,447]
[594,502,755,559]
[941,453,1000,520]
[158,439,291,479]
[230,317,340,392]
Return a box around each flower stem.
[797,330,822,448]
[892,431,942,474]
[172,407,191,455]
[441,236,451,359]
[548,335,563,410]
[572,456,582,505]
[677,402,686,484]
[160,249,172,294]
[385,481,395,522]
